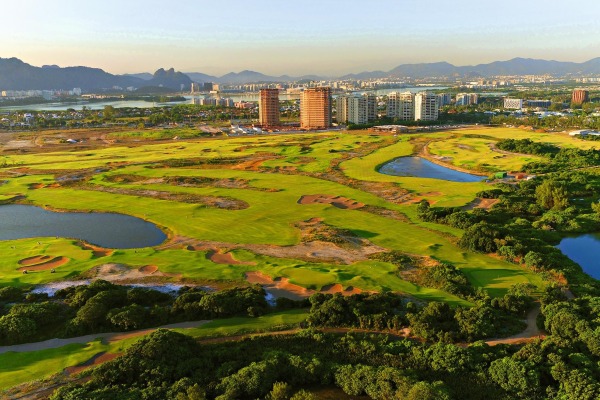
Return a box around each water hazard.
[557,234,600,280]
[0,204,166,248]
[379,156,483,182]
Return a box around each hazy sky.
[4,0,600,76]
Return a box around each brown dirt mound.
[18,256,69,271]
[19,255,52,266]
[298,194,364,210]
[138,265,159,274]
[207,250,255,265]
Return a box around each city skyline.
[4,0,600,76]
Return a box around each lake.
[557,234,600,280]
[0,204,166,248]
[379,156,483,182]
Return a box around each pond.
[378,156,483,182]
[557,234,600,280]
[0,204,166,248]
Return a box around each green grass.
[0,340,106,390]
[174,309,309,338]
[0,310,308,391]
[427,127,600,173]
[0,130,545,303]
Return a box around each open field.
[426,127,599,173]
[0,127,548,303]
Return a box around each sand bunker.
[246,271,365,300]
[83,263,176,282]
[19,255,52,266]
[138,265,159,274]
[321,283,363,295]
[298,194,364,210]
[18,256,69,271]
[75,242,113,257]
[207,250,255,265]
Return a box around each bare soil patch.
[65,352,121,376]
[18,256,69,271]
[462,198,500,211]
[79,185,249,210]
[298,194,364,210]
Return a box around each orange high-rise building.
[572,89,590,104]
[300,87,332,129]
[258,89,280,127]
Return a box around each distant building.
[414,92,439,121]
[259,89,280,127]
[301,87,332,129]
[437,93,452,107]
[455,93,479,106]
[503,98,524,109]
[455,93,471,106]
[526,99,552,108]
[572,89,590,104]
[203,82,214,91]
[191,83,200,93]
[387,92,415,121]
[336,93,376,124]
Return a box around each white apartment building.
[503,98,524,109]
[414,92,439,121]
[386,91,415,121]
[336,93,376,124]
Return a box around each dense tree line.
[0,281,269,345]
[306,290,531,343]
[496,138,600,173]
[417,171,600,296]
[50,284,600,400]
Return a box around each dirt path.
[485,303,544,346]
[0,320,210,355]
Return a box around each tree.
[535,180,569,210]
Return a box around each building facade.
[386,91,415,121]
[414,92,439,121]
[572,89,590,104]
[258,88,280,127]
[301,87,332,129]
[336,93,376,124]
[503,98,524,109]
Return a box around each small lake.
[0,204,166,248]
[557,234,600,280]
[379,157,483,182]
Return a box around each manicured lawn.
[0,129,545,303]
[0,340,105,390]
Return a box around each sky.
[3,0,600,77]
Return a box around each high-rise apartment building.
[301,87,332,129]
[258,89,280,127]
[572,89,590,104]
[336,93,376,125]
[386,92,415,121]
[414,92,439,121]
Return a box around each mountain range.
[2,57,600,92]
